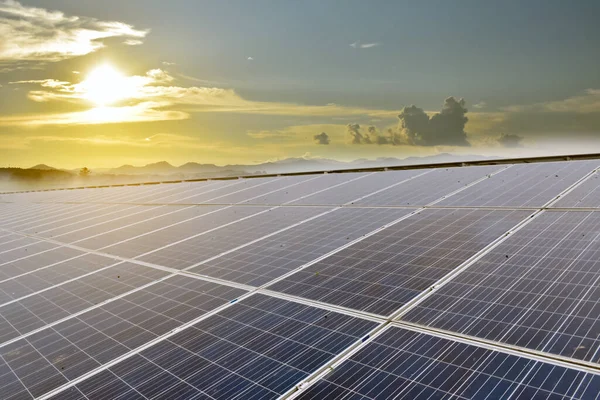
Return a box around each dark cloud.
[347,97,471,147]
[347,123,372,144]
[346,124,403,146]
[313,132,330,145]
[398,97,470,146]
[497,133,524,148]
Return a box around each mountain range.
[0,153,497,192]
[91,153,496,176]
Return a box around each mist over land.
[0,153,496,192]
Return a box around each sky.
[1,0,600,168]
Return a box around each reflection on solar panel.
[268,209,530,316]
[438,161,598,207]
[1,157,600,399]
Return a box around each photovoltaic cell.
[188,207,413,286]
[0,275,246,399]
[355,165,503,207]
[1,204,108,231]
[0,247,85,282]
[553,171,600,208]
[83,205,257,256]
[19,204,143,237]
[13,205,135,235]
[0,253,117,304]
[438,161,598,207]
[236,173,370,205]
[298,326,600,400]
[48,294,377,400]
[137,206,330,270]
[269,209,530,316]
[0,238,58,265]
[171,176,303,204]
[0,234,34,253]
[291,169,430,206]
[404,211,600,364]
[0,263,168,345]
[38,204,174,240]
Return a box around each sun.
[82,65,131,106]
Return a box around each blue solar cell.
[47,294,377,400]
[297,327,600,400]
[404,211,600,364]
[269,209,530,316]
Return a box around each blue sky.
[1,0,600,167]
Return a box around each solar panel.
[0,253,115,303]
[355,165,503,207]
[268,209,530,316]
[171,176,315,205]
[0,247,85,281]
[0,275,247,399]
[291,169,429,206]
[231,173,371,205]
[134,207,329,269]
[0,241,62,266]
[402,211,600,364]
[43,294,377,400]
[82,206,263,256]
[296,326,600,400]
[553,170,600,208]
[188,207,413,286]
[437,161,598,207]
[2,159,600,399]
[0,263,168,344]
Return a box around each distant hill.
[101,153,497,176]
[0,153,498,192]
[28,164,58,171]
[112,161,178,175]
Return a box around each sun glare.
[82,65,131,106]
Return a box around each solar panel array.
[1,159,600,399]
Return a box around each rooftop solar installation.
[1,156,600,399]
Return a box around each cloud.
[398,97,470,146]
[344,98,470,147]
[350,41,381,49]
[0,133,216,150]
[473,101,487,109]
[7,67,403,123]
[247,56,254,61]
[497,133,524,148]
[347,123,370,144]
[0,0,148,62]
[470,89,600,140]
[0,101,187,126]
[313,132,330,145]
[162,61,176,66]
[345,124,404,146]
[123,39,143,46]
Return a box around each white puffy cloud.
[0,0,148,62]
